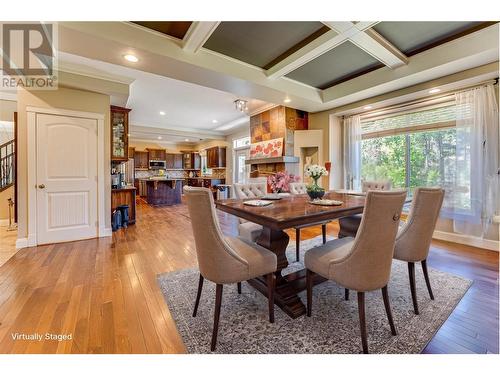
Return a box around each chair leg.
[266,273,275,323]
[192,274,204,317]
[381,286,397,336]
[345,288,349,301]
[408,262,419,315]
[322,224,327,244]
[306,269,314,317]
[421,259,434,300]
[237,282,242,294]
[210,284,223,351]
[357,291,368,354]
[295,228,300,262]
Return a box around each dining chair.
[184,186,277,351]
[394,187,445,315]
[289,182,329,262]
[232,182,267,242]
[338,180,392,238]
[305,190,406,354]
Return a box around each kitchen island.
[140,178,183,206]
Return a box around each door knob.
[38,184,45,189]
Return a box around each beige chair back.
[290,182,307,195]
[362,180,392,192]
[331,190,406,291]
[233,182,267,199]
[184,186,248,283]
[394,187,444,262]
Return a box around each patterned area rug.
[157,236,471,354]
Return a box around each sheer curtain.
[452,84,499,237]
[343,115,362,190]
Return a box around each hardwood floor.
[0,200,497,354]
[0,227,17,268]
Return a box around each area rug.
[157,236,472,354]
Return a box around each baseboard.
[433,230,499,251]
[99,227,112,237]
[15,234,37,249]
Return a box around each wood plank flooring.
[0,199,497,354]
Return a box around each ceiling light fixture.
[185,138,189,142]
[212,119,218,123]
[429,88,441,94]
[157,136,162,140]
[159,111,166,116]
[284,98,291,103]
[234,99,248,113]
[123,54,139,63]
[364,105,372,110]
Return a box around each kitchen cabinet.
[207,147,226,168]
[165,153,175,169]
[174,154,183,169]
[147,148,166,161]
[111,106,132,161]
[111,187,137,224]
[183,152,201,169]
[134,151,149,170]
[128,147,135,158]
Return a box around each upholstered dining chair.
[338,180,392,238]
[305,190,406,354]
[289,182,329,262]
[184,186,277,351]
[232,182,267,242]
[394,187,445,315]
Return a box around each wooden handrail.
[0,139,15,192]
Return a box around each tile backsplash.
[134,168,226,179]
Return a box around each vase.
[306,178,325,200]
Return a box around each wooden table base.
[253,227,326,319]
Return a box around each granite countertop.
[139,178,185,181]
[112,186,137,191]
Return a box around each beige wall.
[308,111,331,189]
[16,86,111,239]
[0,99,16,122]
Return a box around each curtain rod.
[345,78,498,120]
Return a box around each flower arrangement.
[267,171,300,193]
[305,164,329,199]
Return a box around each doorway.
[234,148,250,184]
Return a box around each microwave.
[149,160,166,169]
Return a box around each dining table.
[215,191,367,319]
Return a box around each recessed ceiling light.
[159,111,166,116]
[185,138,189,142]
[127,133,131,137]
[157,136,162,140]
[123,54,139,63]
[364,105,372,110]
[429,88,441,94]
[212,119,218,123]
[284,98,291,103]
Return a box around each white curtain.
[452,84,499,237]
[343,115,362,190]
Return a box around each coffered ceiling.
[57,20,499,115]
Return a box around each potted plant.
[305,164,329,200]
[267,171,299,194]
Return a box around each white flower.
[304,164,328,178]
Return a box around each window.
[360,103,469,213]
[233,136,250,149]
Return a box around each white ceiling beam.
[322,24,499,105]
[266,29,355,79]
[353,21,380,31]
[182,21,220,54]
[350,28,408,68]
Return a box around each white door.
[234,148,250,183]
[36,113,98,244]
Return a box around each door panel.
[36,113,98,244]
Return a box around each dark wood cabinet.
[128,147,135,159]
[206,147,226,168]
[134,151,149,170]
[174,154,183,169]
[111,106,132,161]
[147,148,166,161]
[111,187,137,224]
[182,152,201,169]
[165,153,175,169]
